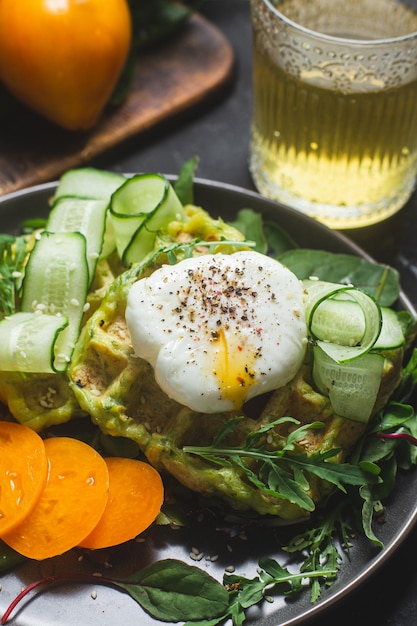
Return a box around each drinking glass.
[249,0,417,229]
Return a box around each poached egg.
[125,251,307,413]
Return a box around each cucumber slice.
[53,167,126,201]
[303,279,382,362]
[309,298,366,347]
[311,299,405,351]
[0,312,68,373]
[303,279,391,421]
[374,307,405,349]
[21,232,89,372]
[47,197,108,284]
[110,173,186,265]
[52,167,126,260]
[312,346,385,423]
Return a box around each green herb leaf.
[230,208,268,254]
[281,499,352,601]
[263,219,299,256]
[184,420,379,512]
[128,0,197,51]
[21,218,47,233]
[358,483,384,547]
[0,541,26,573]
[111,0,198,104]
[221,555,337,622]
[278,249,400,306]
[115,558,229,622]
[1,560,229,625]
[0,234,27,319]
[174,155,200,205]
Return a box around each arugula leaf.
[184,419,379,512]
[391,346,417,402]
[0,234,27,319]
[281,499,352,602]
[358,483,385,548]
[218,556,336,624]
[181,554,337,626]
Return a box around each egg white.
[125,251,307,413]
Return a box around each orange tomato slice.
[2,437,109,559]
[0,421,48,536]
[79,457,164,550]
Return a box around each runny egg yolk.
[212,327,258,410]
[125,250,308,414]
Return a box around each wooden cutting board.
[0,13,234,197]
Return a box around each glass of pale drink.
[249,0,417,229]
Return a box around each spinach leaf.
[278,249,400,306]
[230,208,268,254]
[231,209,401,306]
[1,559,229,625]
[230,209,297,256]
[116,558,229,622]
[263,219,299,255]
[174,155,200,205]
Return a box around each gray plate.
[0,178,416,626]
